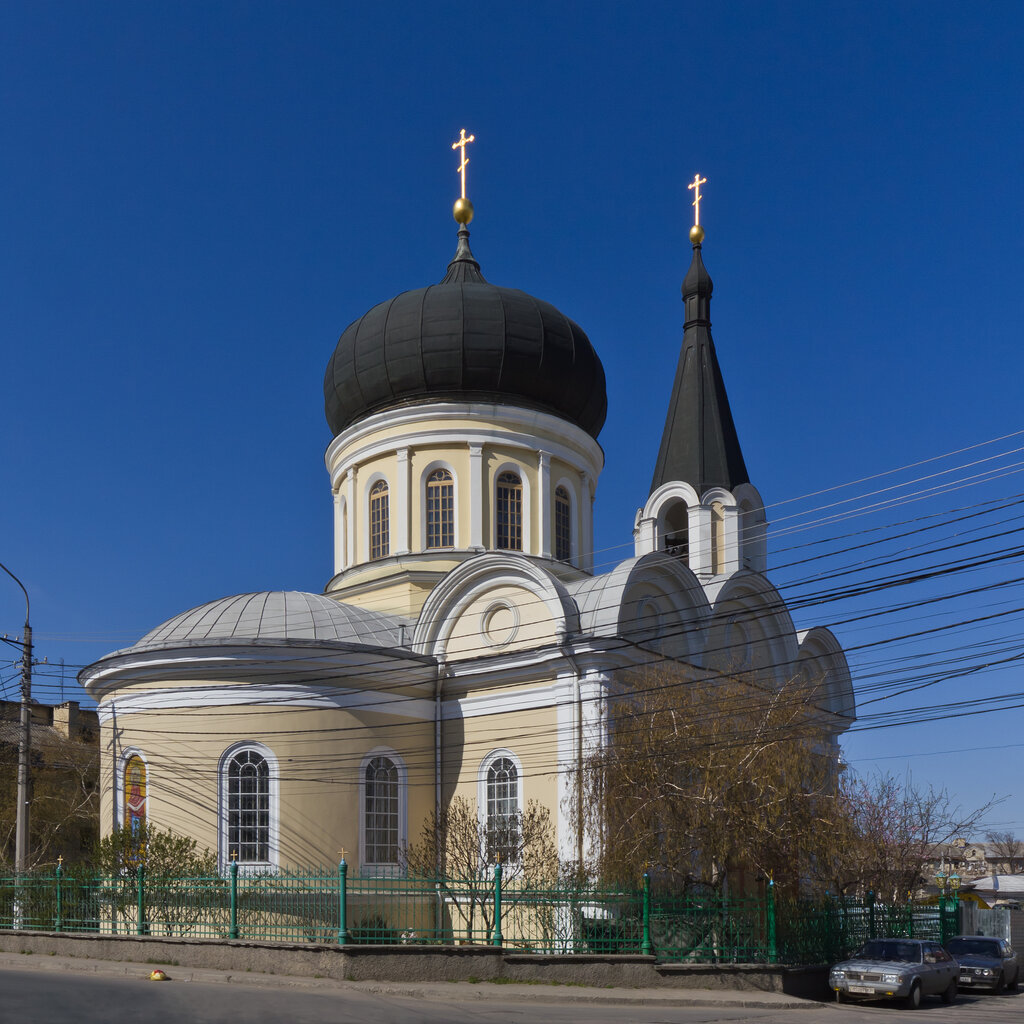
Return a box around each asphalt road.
[2,965,1023,1024]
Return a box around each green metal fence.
[0,863,962,964]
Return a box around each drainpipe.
[434,661,445,875]
[560,642,585,869]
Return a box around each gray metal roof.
[649,240,750,497]
[129,592,410,651]
[324,228,607,439]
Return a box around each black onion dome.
[324,229,607,439]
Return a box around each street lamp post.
[1,561,32,873]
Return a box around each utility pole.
[1,561,32,873]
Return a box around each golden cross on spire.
[688,173,707,227]
[452,129,475,200]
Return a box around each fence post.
[55,858,63,933]
[136,862,145,937]
[337,856,350,946]
[492,861,503,947]
[641,872,653,956]
[867,890,876,940]
[766,876,778,964]
[228,855,239,939]
[906,891,913,938]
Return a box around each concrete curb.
[0,951,817,1009]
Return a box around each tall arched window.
[485,756,520,865]
[369,479,390,560]
[227,749,270,864]
[495,472,523,551]
[554,486,572,562]
[663,500,689,562]
[364,755,400,867]
[123,754,147,833]
[425,469,454,548]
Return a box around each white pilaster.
[538,451,552,559]
[689,505,713,577]
[581,472,594,572]
[345,469,356,568]
[333,490,344,575]
[469,444,484,550]
[395,447,410,555]
[721,504,740,575]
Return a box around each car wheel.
[941,978,957,1004]
[903,981,922,1010]
[1008,969,1019,992]
[995,971,1006,994]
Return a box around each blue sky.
[2,2,1023,833]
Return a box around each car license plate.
[849,985,874,994]
[959,975,972,984]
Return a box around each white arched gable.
[733,482,767,573]
[796,627,856,722]
[413,553,580,658]
[574,553,711,663]
[701,485,735,505]
[707,571,800,686]
[645,481,701,531]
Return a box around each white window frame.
[364,472,391,562]
[477,748,524,868]
[420,460,459,550]
[492,462,531,553]
[358,746,408,876]
[218,741,279,874]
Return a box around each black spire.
[441,226,486,284]
[649,237,750,497]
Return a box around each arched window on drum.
[495,472,523,551]
[425,469,455,548]
[369,480,390,560]
[554,486,572,562]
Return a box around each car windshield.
[947,938,1000,957]
[856,940,922,963]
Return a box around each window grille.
[495,472,522,550]
[425,469,454,548]
[364,756,399,865]
[554,486,572,562]
[227,750,270,863]
[369,480,390,560]
[486,756,520,864]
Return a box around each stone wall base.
[0,932,828,998]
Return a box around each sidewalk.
[0,950,817,1010]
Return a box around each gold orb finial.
[453,197,474,225]
[689,224,704,244]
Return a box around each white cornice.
[98,683,435,723]
[82,642,436,701]
[325,402,604,487]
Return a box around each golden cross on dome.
[688,173,707,226]
[452,129,475,200]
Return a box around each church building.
[81,163,855,874]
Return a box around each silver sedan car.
[946,935,1020,992]
[829,938,959,1008]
